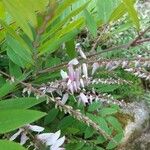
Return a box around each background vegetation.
[0,0,149,150]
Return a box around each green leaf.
[86,113,111,135]
[43,1,90,42]
[58,116,76,130]
[0,2,5,19]
[106,133,124,149]
[0,19,31,51]
[0,81,16,99]
[6,34,33,67]
[96,147,105,150]
[0,75,6,88]
[0,109,46,134]
[0,97,45,110]
[49,0,78,25]
[44,108,59,125]
[96,0,120,23]
[66,142,85,150]
[99,108,118,117]
[109,3,126,22]
[39,29,79,55]
[2,0,33,40]
[84,126,94,139]
[88,101,101,112]
[106,116,123,132]
[0,140,27,150]
[111,22,132,35]
[0,73,30,99]
[9,61,22,78]
[84,9,97,37]
[123,0,140,30]
[95,136,107,144]
[65,127,80,134]
[92,84,120,93]
[65,39,77,58]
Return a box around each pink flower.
[60,59,89,96]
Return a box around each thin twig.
[130,26,150,46]
[37,27,150,75]
[32,1,56,72]
[135,38,150,45]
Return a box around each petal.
[82,63,88,79]
[67,79,72,86]
[67,83,74,94]
[80,79,84,88]
[27,125,44,132]
[37,133,53,143]
[79,93,88,104]
[50,136,65,150]
[60,70,68,79]
[73,81,78,92]
[79,49,87,59]
[46,130,61,146]
[92,63,99,75]
[62,93,69,104]
[68,65,75,80]
[68,58,79,65]
[20,133,29,145]
[9,129,23,141]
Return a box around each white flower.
[37,130,65,150]
[50,136,65,150]
[9,124,44,145]
[37,133,53,143]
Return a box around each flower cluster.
[60,58,87,93]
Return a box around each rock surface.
[117,102,150,150]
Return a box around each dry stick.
[32,1,56,73]
[130,26,150,46]
[37,44,129,74]
[0,70,117,144]
[37,38,149,75]
[135,38,150,45]
[90,25,109,52]
[37,25,150,75]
